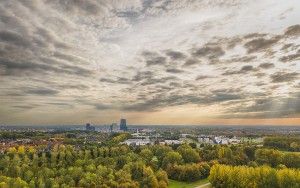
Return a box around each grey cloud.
[132,71,153,82]
[58,84,89,90]
[192,45,225,59]
[281,43,294,51]
[196,75,212,80]
[212,93,241,102]
[0,58,60,76]
[0,30,31,47]
[270,72,299,83]
[53,51,87,64]
[100,77,131,85]
[100,78,116,84]
[183,59,199,66]
[12,105,39,110]
[222,65,257,75]
[121,94,199,111]
[207,36,243,50]
[284,24,300,37]
[244,33,267,39]
[117,77,131,84]
[94,103,112,110]
[259,63,274,69]
[41,57,92,75]
[0,58,92,77]
[25,88,59,96]
[140,76,175,86]
[228,56,256,63]
[165,50,186,60]
[241,65,255,71]
[166,68,184,73]
[141,50,167,66]
[122,89,243,111]
[279,51,300,62]
[169,82,182,87]
[35,28,70,49]
[225,94,300,118]
[244,36,280,53]
[146,56,166,66]
[140,79,159,86]
[47,0,103,15]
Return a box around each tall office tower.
[86,123,91,130]
[86,123,95,131]
[110,124,113,133]
[120,119,127,131]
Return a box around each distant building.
[122,138,151,146]
[109,124,113,133]
[86,123,95,131]
[161,140,182,145]
[120,118,127,131]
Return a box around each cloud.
[146,56,167,66]
[183,58,199,67]
[0,30,31,47]
[284,24,300,37]
[53,51,88,64]
[222,65,257,75]
[132,71,154,82]
[270,72,299,83]
[25,88,59,96]
[94,103,112,110]
[0,58,92,77]
[279,51,300,62]
[244,36,281,53]
[228,56,257,63]
[122,89,243,111]
[0,0,300,124]
[259,63,275,69]
[166,68,184,73]
[224,93,300,118]
[192,45,225,59]
[100,78,117,84]
[46,0,104,16]
[165,50,186,60]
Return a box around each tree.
[162,152,182,169]
[255,149,283,167]
[282,152,300,168]
[177,145,200,163]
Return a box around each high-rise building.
[86,123,95,131]
[110,124,114,133]
[120,119,127,131]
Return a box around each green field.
[168,178,210,188]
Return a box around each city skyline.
[0,0,299,125]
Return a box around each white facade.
[122,139,152,146]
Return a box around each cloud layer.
[0,0,299,125]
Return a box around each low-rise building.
[122,138,152,146]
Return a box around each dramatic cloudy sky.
[0,0,299,125]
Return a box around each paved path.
[195,182,211,188]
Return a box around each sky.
[0,0,299,126]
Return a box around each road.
[195,182,211,188]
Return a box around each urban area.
[0,120,299,188]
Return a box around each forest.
[0,133,299,187]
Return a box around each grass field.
[168,178,210,188]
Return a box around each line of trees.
[255,148,300,168]
[166,163,210,182]
[264,137,300,151]
[209,164,300,188]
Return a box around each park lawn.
[168,178,209,188]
